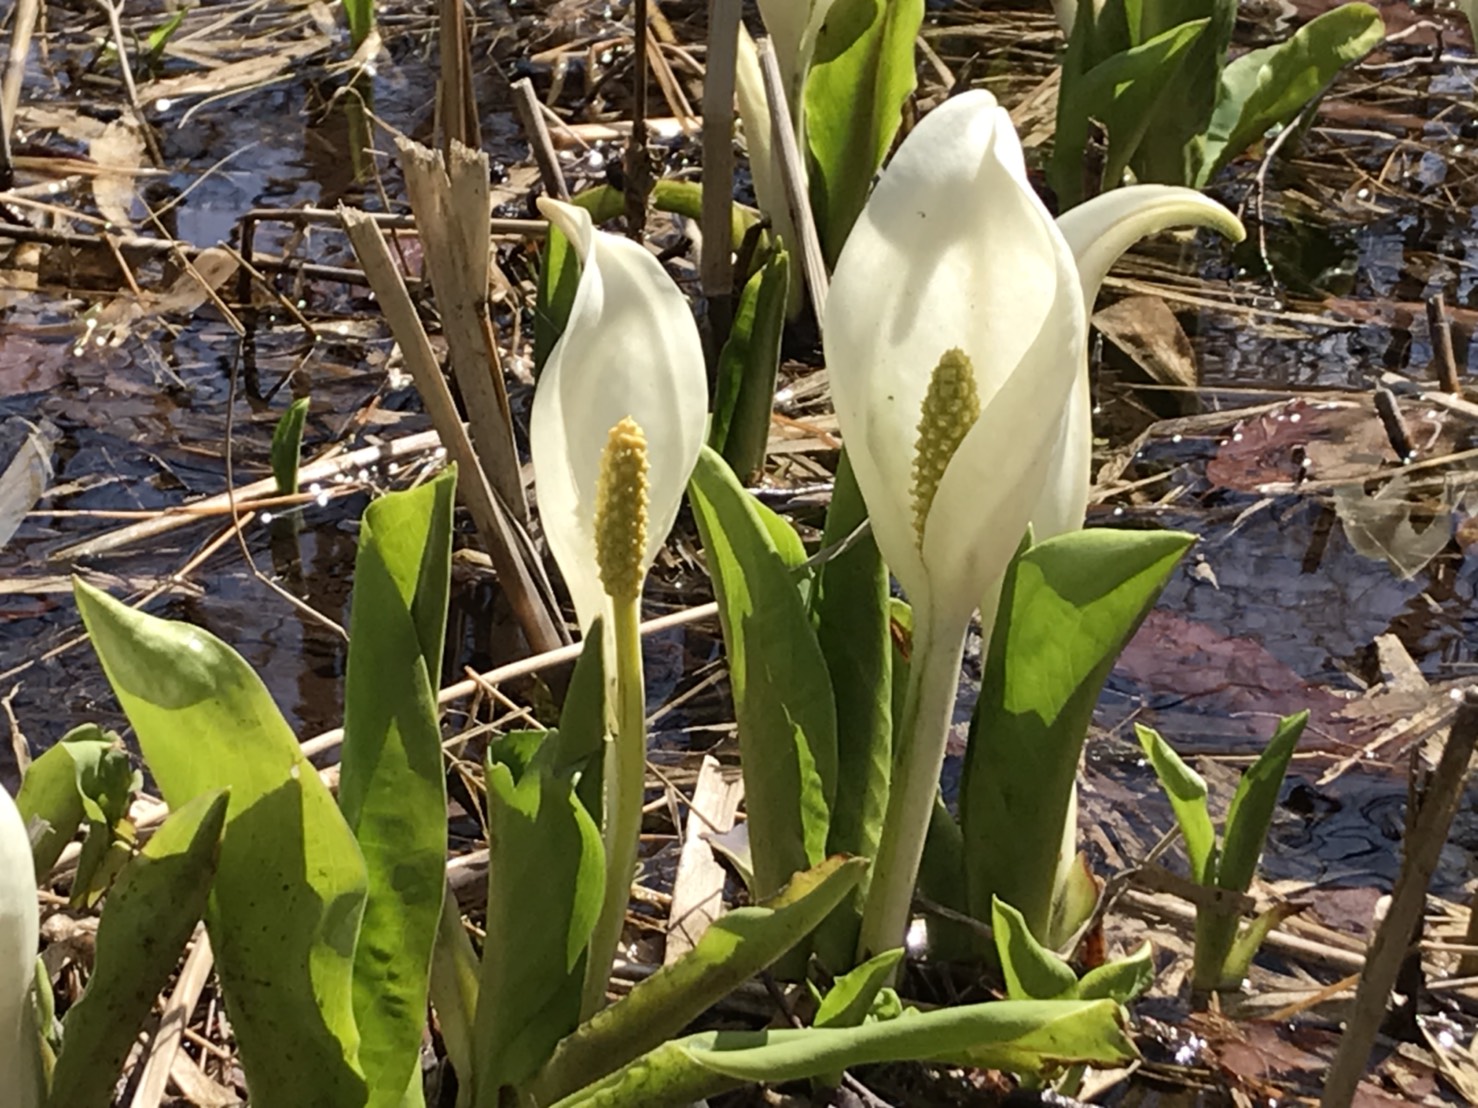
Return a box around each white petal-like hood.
[530,199,709,634]
[0,783,37,1106]
[827,90,1086,625]
[1035,185,1246,542]
[1057,184,1246,309]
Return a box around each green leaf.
[813,948,905,1029]
[961,528,1194,943]
[1220,902,1301,987]
[551,998,1135,1108]
[810,451,892,967]
[1075,941,1155,1004]
[339,472,456,1107]
[547,623,608,822]
[1196,3,1383,184]
[804,0,924,265]
[15,724,123,881]
[688,447,836,901]
[528,856,868,1105]
[1134,724,1216,883]
[535,222,580,377]
[74,580,369,1106]
[1217,711,1307,893]
[49,791,227,1108]
[69,731,139,910]
[992,897,1078,1001]
[428,888,480,1108]
[270,396,311,496]
[1127,0,1236,186]
[473,757,605,1102]
[711,247,790,481]
[144,8,186,61]
[341,0,374,47]
[572,181,756,253]
[1051,18,1211,205]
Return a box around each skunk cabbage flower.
[530,197,708,641]
[1,783,38,1106]
[833,90,1243,958]
[530,196,707,1016]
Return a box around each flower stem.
[856,605,969,964]
[581,595,646,1019]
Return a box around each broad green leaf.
[1127,0,1235,185]
[270,396,311,495]
[528,856,867,1105]
[1134,724,1216,884]
[15,724,122,881]
[473,757,604,1102]
[551,998,1134,1108]
[1051,18,1211,206]
[1217,711,1307,893]
[49,791,227,1108]
[688,447,835,900]
[711,247,790,481]
[961,529,1193,941]
[813,948,904,1029]
[992,897,1078,1001]
[535,222,579,376]
[1075,941,1155,1004]
[1196,3,1383,184]
[74,580,369,1106]
[804,0,924,265]
[339,473,456,1107]
[810,452,891,967]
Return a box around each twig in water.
[624,0,652,239]
[1427,293,1461,394]
[1321,688,1478,1108]
[1373,385,1416,462]
[700,0,743,356]
[512,78,570,201]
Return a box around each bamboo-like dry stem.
[1321,688,1478,1108]
[340,205,564,656]
[512,77,570,201]
[701,0,743,352]
[397,137,530,525]
[756,38,829,322]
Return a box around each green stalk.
[855,604,970,964]
[582,596,647,1019]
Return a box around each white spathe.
[828,89,1088,639]
[530,199,708,635]
[0,782,38,1107]
[755,0,838,123]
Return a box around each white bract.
[831,89,1243,958]
[0,783,38,1107]
[530,197,708,639]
